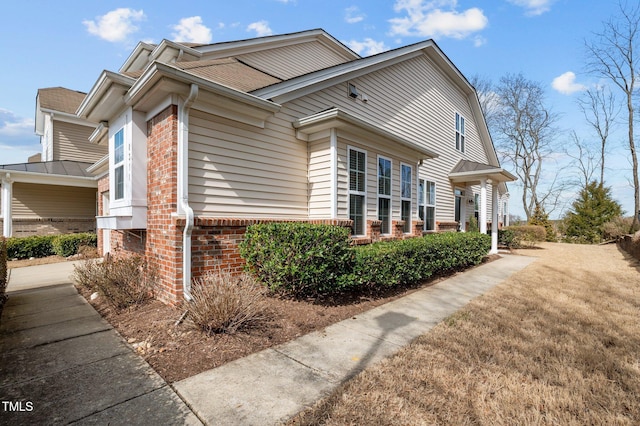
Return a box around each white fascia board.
[77,70,135,120]
[151,39,202,61]
[2,170,97,188]
[126,62,281,114]
[39,108,97,128]
[119,41,156,73]
[86,154,109,175]
[294,108,439,159]
[195,29,359,61]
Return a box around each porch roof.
[449,160,517,185]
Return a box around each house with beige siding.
[77,29,515,304]
[0,87,106,237]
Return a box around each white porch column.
[1,174,13,238]
[490,182,499,254]
[479,178,487,234]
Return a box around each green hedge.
[238,223,353,295]
[52,233,97,257]
[340,232,491,289]
[6,233,97,259]
[239,223,492,296]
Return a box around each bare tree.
[565,130,599,189]
[577,86,619,186]
[493,73,559,220]
[469,74,499,129]
[585,1,640,228]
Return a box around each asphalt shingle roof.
[37,87,87,115]
[0,161,94,178]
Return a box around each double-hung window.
[377,156,391,235]
[113,128,125,201]
[419,179,436,231]
[349,148,366,236]
[455,112,465,152]
[401,163,412,233]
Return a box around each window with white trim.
[401,163,412,233]
[419,179,436,231]
[474,193,480,220]
[113,128,125,200]
[349,148,366,236]
[455,112,465,152]
[377,156,391,235]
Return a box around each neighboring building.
[76,29,515,304]
[0,87,107,238]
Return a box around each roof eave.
[77,71,136,122]
[294,108,439,159]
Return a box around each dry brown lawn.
[290,242,640,425]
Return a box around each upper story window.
[349,147,366,236]
[401,163,412,233]
[455,112,465,153]
[377,156,391,235]
[113,128,125,200]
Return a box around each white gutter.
[179,84,199,301]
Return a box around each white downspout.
[2,173,13,237]
[178,84,199,301]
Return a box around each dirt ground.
[289,242,640,425]
[73,258,499,383]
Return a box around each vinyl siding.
[308,136,333,218]
[188,108,309,218]
[287,53,493,223]
[11,183,96,218]
[53,121,107,162]
[238,41,350,80]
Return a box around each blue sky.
[0,0,632,218]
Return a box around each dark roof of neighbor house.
[0,160,95,178]
[37,87,87,115]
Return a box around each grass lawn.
[290,242,640,425]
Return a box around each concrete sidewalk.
[0,262,201,425]
[0,254,535,425]
[174,254,536,425]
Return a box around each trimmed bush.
[239,223,353,295]
[6,235,56,259]
[188,271,269,335]
[73,255,155,311]
[52,233,97,257]
[340,232,491,289]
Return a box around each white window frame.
[400,163,412,233]
[455,111,465,153]
[419,179,436,231]
[109,110,131,210]
[348,146,367,237]
[377,155,392,235]
[113,127,125,202]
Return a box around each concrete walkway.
[0,254,535,425]
[0,261,201,425]
[174,254,536,425]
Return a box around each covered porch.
[449,160,517,254]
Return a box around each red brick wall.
[145,105,183,305]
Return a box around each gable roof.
[37,87,87,115]
[449,160,516,184]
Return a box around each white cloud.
[0,109,34,138]
[389,0,488,40]
[171,16,212,44]
[552,71,587,95]
[83,8,145,43]
[507,0,555,16]
[345,6,365,24]
[346,38,390,56]
[247,21,273,37]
